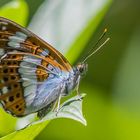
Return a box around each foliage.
[0,0,28,26]
[0,0,112,139]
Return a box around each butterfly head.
[76,63,88,76]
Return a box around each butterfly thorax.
[63,63,88,95]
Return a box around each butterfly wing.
[0,17,72,71]
[0,17,73,117]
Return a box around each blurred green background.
[0,0,140,140]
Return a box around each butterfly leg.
[55,94,62,116]
[76,76,82,100]
[52,100,58,112]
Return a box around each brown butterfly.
[0,17,109,118]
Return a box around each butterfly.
[0,17,109,118]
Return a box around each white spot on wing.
[24,85,36,97]
[0,48,4,56]
[19,68,36,74]
[9,36,26,42]
[8,31,28,48]
[8,41,21,48]
[0,21,8,25]
[19,55,41,77]
[0,22,8,31]
[19,55,40,107]
[21,74,37,80]
[2,87,8,94]
[23,55,42,65]
[16,32,28,39]
[20,61,36,68]
[23,81,33,87]
[24,85,36,106]
[40,49,49,56]
[19,55,40,78]
[2,26,7,31]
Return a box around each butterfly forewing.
[0,17,73,117]
[0,17,72,71]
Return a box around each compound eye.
[79,67,84,73]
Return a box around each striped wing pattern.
[0,17,72,117]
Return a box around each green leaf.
[0,121,49,140]
[0,109,17,136]
[0,94,86,140]
[0,0,29,137]
[0,0,29,26]
[29,0,112,63]
[66,0,112,63]
[0,0,112,139]
[33,93,87,126]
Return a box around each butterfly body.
[0,17,87,117]
[24,69,78,116]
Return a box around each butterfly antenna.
[82,28,110,63]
